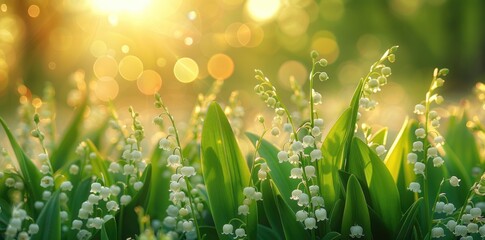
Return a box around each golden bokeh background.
[0,0,483,131]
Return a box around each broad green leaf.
[32,191,61,240]
[318,77,365,212]
[350,137,401,235]
[0,117,42,206]
[199,226,219,240]
[446,111,480,170]
[441,144,471,204]
[121,164,152,239]
[257,224,282,240]
[246,132,299,211]
[146,145,170,220]
[369,127,388,146]
[67,177,92,240]
[0,198,12,231]
[384,119,419,212]
[323,232,342,240]
[86,140,114,186]
[101,217,117,240]
[260,180,285,239]
[50,96,87,171]
[273,185,310,240]
[395,198,423,240]
[329,199,343,233]
[201,102,257,240]
[341,175,372,240]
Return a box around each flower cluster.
[155,94,203,240]
[359,46,398,111]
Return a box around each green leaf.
[318,77,364,212]
[50,96,87,171]
[341,175,372,240]
[31,191,61,240]
[323,231,342,240]
[445,111,480,172]
[0,117,42,206]
[260,180,285,239]
[257,224,282,240]
[273,184,310,240]
[395,198,423,240]
[246,132,299,211]
[146,145,170,220]
[86,140,114,186]
[199,226,219,240]
[67,177,92,240]
[101,217,117,240]
[369,127,388,146]
[201,102,257,240]
[329,199,344,233]
[121,164,152,239]
[350,137,401,235]
[0,198,12,231]
[384,119,419,212]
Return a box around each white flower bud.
[291,189,302,200]
[446,220,457,231]
[222,224,233,235]
[302,135,315,147]
[315,208,328,221]
[435,201,445,213]
[454,224,467,237]
[310,149,322,162]
[350,225,364,238]
[291,141,304,152]
[413,162,425,175]
[277,151,288,163]
[415,128,426,139]
[449,176,461,187]
[408,182,421,193]
[414,104,425,115]
[181,166,196,177]
[304,165,316,178]
[290,168,303,179]
[470,207,481,218]
[433,157,444,167]
[295,210,308,222]
[412,141,424,152]
[431,227,445,238]
[238,205,249,215]
[28,223,39,234]
[298,193,309,206]
[120,195,132,206]
[235,228,246,238]
[444,203,456,215]
[375,145,387,156]
[69,164,79,175]
[304,217,317,230]
[60,181,73,191]
[407,153,418,164]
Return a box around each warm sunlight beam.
[91,0,151,14]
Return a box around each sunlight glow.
[91,0,151,14]
[246,0,281,22]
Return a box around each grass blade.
[0,117,42,205]
[395,198,423,240]
[50,96,87,171]
[201,102,257,239]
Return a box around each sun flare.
[91,0,151,14]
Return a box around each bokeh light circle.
[278,60,307,89]
[311,32,340,63]
[93,55,118,78]
[278,7,310,37]
[174,58,199,83]
[207,54,234,80]
[28,5,40,18]
[137,70,162,95]
[119,55,143,81]
[94,77,119,102]
[90,40,107,57]
[246,0,281,22]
